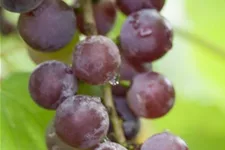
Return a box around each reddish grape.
[45,121,77,150]
[120,9,173,64]
[76,0,116,35]
[1,0,44,13]
[73,36,121,85]
[114,96,140,140]
[29,61,77,110]
[127,72,175,118]
[55,95,109,149]
[112,57,149,96]
[95,142,127,150]
[116,0,165,15]
[18,0,76,52]
[141,132,188,150]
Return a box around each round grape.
[1,0,44,13]
[27,33,79,65]
[18,0,76,52]
[29,60,78,110]
[141,132,188,150]
[114,96,140,140]
[55,95,109,149]
[72,35,121,85]
[46,121,78,150]
[120,9,173,64]
[95,142,127,150]
[76,0,117,35]
[112,57,149,96]
[116,0,165,15]
[127,72,175,118]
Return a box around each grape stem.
[103,84,126,144]
[81,0,97,35]
[81,0,126,144]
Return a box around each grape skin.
[46,120,78,150]
[113,96,140,140]
[127,72,175,118]
[27,33,79,65]
[73,36,121,85]
[1,0,44,13]
[120,9,173,64]
[141,132,188,150]
[76,0,117,35]
[95,142,127,150]
[18,0,76,52]
[29,60,77,109]
[55,95,109,149]
[116,0,165,15]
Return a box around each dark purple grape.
[1,0,44,13]
[55,95,109,149]
[112,57,149,96]
[29,60,77,110]
[120,9,173,64]
[116,0,165,15]
[18,0,76,52]
[76,0,117,35]
[72,35,121,85]
[114,96,140,140]
[45,120,78,150]
[141,132,188,150]
[95,142,127,150]
[127,72,175,118]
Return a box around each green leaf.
[0,72,54,150]
[184,0,225,99]
[186,0,225,47]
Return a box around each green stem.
[81,0,126,144]
[103,84,126,144]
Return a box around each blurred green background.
[1,0,225,149]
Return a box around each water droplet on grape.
[103,137,110,142]
[109,74,120,86]
[138,28,152,37]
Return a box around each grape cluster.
[2,0,189,149]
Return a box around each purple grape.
[55,95,109,149]
[18,0,76,52]
[72,36,121,85]
[120,9,173,64]
[76,0,117,35]
[114,96,140,140]
[127,72,175,118]
[112,57,149,96]
[116,0,165,15]
[1,0,44,13]
[45,120,77,150]
[29,60,77,110]
[95,141,127,150]
[141,132,188,150]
